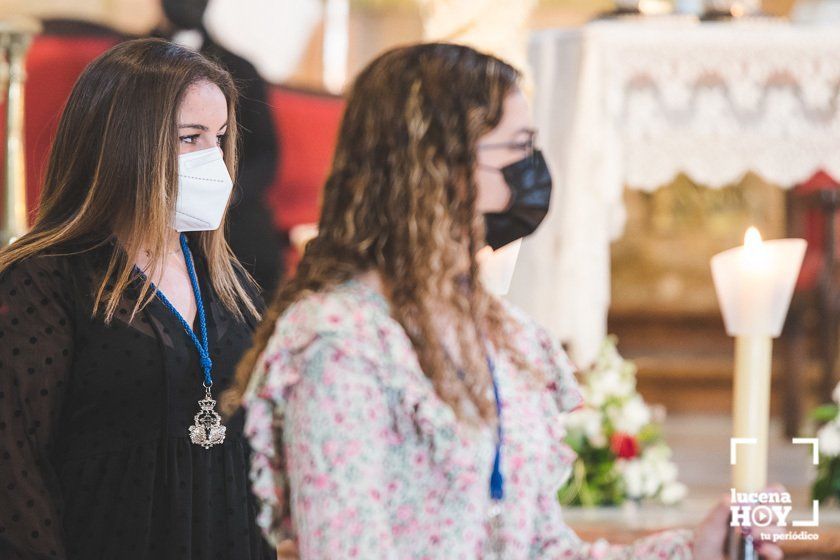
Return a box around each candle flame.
[744,227,763,248]
[742,226,770,272]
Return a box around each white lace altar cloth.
[506,19,840,367]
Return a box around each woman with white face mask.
[0,39,273,560]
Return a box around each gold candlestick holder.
[0,17,40,246]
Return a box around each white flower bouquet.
[810,382,840,504]
[558,336,687,507]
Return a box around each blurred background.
[2,0,840,556]
[0,1,800,86]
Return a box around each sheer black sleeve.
[0,256,75,559]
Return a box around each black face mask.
[483,149,552,250]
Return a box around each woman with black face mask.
[222,43,777,559]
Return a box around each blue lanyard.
[488,356,504,502]
[147,233,213,387]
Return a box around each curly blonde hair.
[230,43,533,423]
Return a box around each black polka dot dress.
[0,242,275,560]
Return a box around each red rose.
[610,432,640,459]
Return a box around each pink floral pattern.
[243,279,694,558]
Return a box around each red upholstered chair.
[783,171,840,437]
[20,40,344,277]
[265,85,344,273]
[22,31,122,216]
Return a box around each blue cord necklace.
[147,233,226,449]
[487,355,505,557]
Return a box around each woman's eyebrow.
[178,122,228,132]
[178,123,209,131]
[515,127,537,135]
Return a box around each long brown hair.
[0,38,259,323]
[232,43,533,423]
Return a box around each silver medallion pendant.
[188,386,226,449]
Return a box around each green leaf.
[813,474,831,502]
[637,424,661,445]
[811,405,839,423]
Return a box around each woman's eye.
[179,134,199,144]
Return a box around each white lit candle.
[711,228,805,492]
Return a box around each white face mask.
[174,147,234,232]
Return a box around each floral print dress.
[243,279,694,559]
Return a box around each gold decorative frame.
[0,16,40,245]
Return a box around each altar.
[507,18,840,367]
